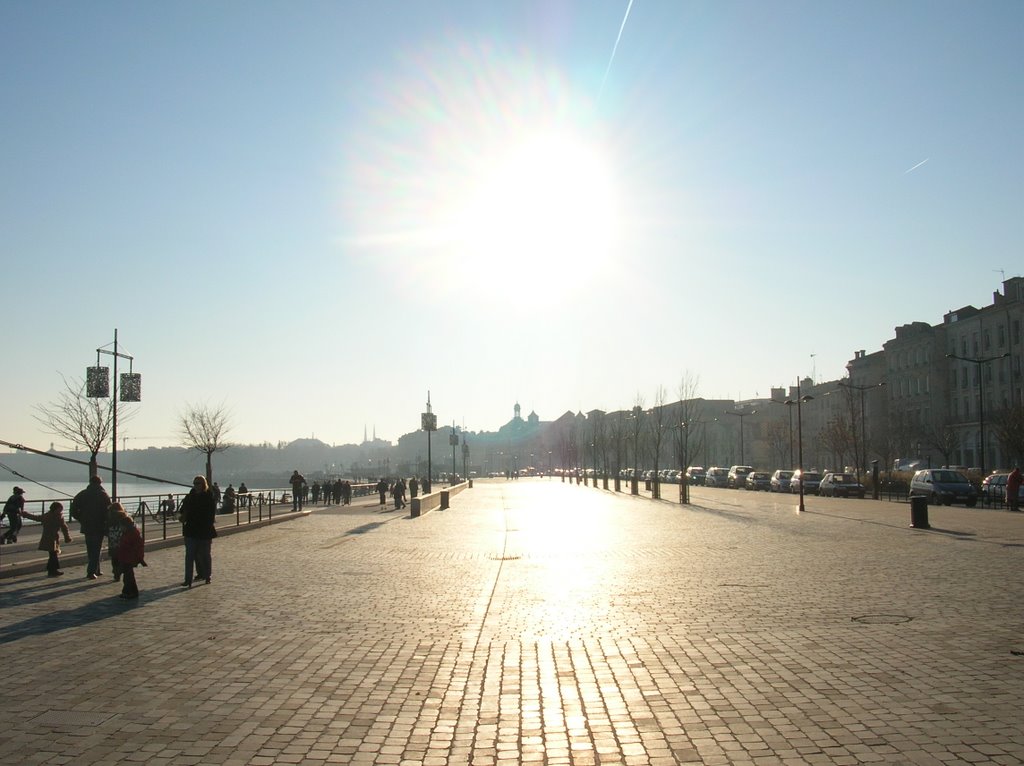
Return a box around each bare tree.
[647,386,670,499]
[179,402,233,483]
[629,394,646,494]
[819,418,852,471]
[764,420,789,471]
[590,411,609,489]
[673,373,704,504]
[34,374,126,480]
[994,403,1024,467]
[609,410,627,492]
[925,417,961,467]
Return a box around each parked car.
[745,471,772,491]
[727,465,754,488]
[981,472,1009,502]
[685,466,706,486]
[819,472,865,498]
[790,470,822,495]
[770,469,793,493]
[704,467,730,488]
[909,468,978,507]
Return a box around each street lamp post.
[86,329,141,501]
[421,392,437,488]
[787,378,814,513]
[449,422,458,483]
[724,409,756,466]
[946,352,1009,475]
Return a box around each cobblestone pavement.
[1,479,1022,765]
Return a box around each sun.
[449,131,620,286]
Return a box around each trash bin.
[910,495,930,528]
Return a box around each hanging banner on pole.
[86,366,110,398]
[120,373,141,402]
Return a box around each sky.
[2,1,1022,451]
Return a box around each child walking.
[22,501,72,576]
[107,503,146,599]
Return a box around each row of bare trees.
[815,385,1024,476]
[549,373,707,504]
[33,375,233,484]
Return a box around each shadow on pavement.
[0,582,185,646]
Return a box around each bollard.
[909,495,930,528]
[440,490,450,510]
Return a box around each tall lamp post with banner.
[449,422,459,483]
[86,329,140,501]
[421,392,437,488]
[462,437,470,480]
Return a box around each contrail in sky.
[904,158,929,174]
[598,0,635,104]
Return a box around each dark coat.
[180,490,218,540]
[23,507,71,553]
[70,482,112,535]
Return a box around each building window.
[984,329,991,350]
[998,324,1006,347]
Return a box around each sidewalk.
[1,478,1022,765]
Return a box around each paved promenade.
[1,479,1022,765]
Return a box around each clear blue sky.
[2,1,1021,450]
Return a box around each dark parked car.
[685,466,707,486]
[770,469,793,492]
[819,472,865,498]
[909,469,978,507]
[790,470,822,495]
[745,471,772,491]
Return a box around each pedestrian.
[69,475,112,579]
[398,478,407,509]
[376,477,388,507]
[409,476,419,500]
[391,480,402,510]
[1,486,25,544]
[179,475,217,588]
[342,480,352,505]
[22,501,72,577]
[107,502,146,599]
[159,494,176,519]
[211,481,222,510]
[289,470,305,511]
[222,483,236,514]
[1007,466,1022,513]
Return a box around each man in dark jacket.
[70,475,111,580]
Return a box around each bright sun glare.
[450,132,619,285]
[343,41,626,304]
